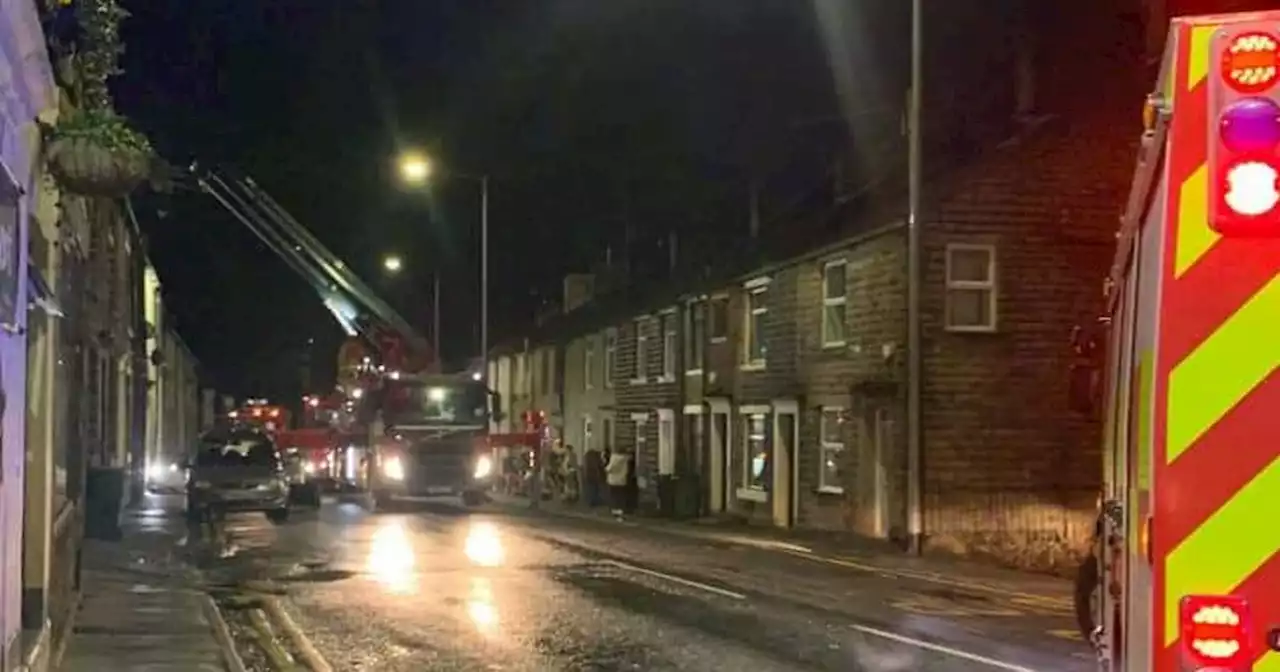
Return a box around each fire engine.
[228,399,290,435]
[183,165,503,509]
[1074,10,1280,671]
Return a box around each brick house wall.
[613,308,682,505]
[917,117,1133,569]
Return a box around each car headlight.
[383,456,405,481]
[146,464,163,481]
[303,461,316,475]
[473,455,493,479]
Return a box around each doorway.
[772,401,798,528]
[707,399,730,513]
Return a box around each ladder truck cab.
[1074,10,1280,672]
[364,370,498,508]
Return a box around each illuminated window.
[741,413,770,491]
[818,408,845,493]
[822,260,847,347]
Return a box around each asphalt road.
[200,497,1095,671]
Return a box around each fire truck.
[228,399,290,435]
[1074,10,1280,671]
[185,165,503,510]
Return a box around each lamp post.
[395,152,490,378]
[905,0,924,555]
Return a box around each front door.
[709,410,729,513]
[871,407,893,538]
[772,409,797,528]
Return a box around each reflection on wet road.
[203,499,1093,671]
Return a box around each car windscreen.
[385,381,488,424]
[195,434,280,467]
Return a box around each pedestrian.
[582,444,603,507]
[605,449,630,520]
[561,444,579,502]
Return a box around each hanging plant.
[45,108,152,196]
[42,0,154,197]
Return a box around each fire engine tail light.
[1222,32,1280,94]
[1180,595,1254,670]
[1210,28,1280,237]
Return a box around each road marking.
[847,622,1040,671]
[778,549,1072,611]
[891,596,1023,617]
[603,559,747,600]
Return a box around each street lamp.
[394,150,489,378]
[398,153,431,185]
[382,255,403,274]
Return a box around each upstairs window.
[822,260,847,347]
[743,284,768,367]
[633,318,648,381]
[604,330,617,388]
[945,244,998,332]
[686,300,706,373]
[708,296,729,341]
[660,312,677,379]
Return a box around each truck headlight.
[473,455,493,479]
[146,464,163,481]
[383,456,405,481]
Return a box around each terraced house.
[490,2,1153,572]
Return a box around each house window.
[822,260,847,347]
[604,330,617,388]
[686,300,705,373]
[633,318,648,380]
[742,413,770,490]
[582,414,594,451]
[660,312,677,379]
[584,338,595,391]
[657,410,676,475]
[708,296,729,341]
[945,243,998,332]
[743,286,768,366]
[819,408,845,493]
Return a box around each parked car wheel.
[266,507,290,524]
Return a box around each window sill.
[655,375,676,384]
[944,324,998,334]
[628,378,647,385]
[817,485,844,495]
[735,487,768,503]
[821,341,846,350]
[710,337,728,344]
[685,369,703,377]
[739,362,766,372]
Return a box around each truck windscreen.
[385,381,488,425]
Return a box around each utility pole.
[906,0,925,555]
[480,175,489,379]
[432,271,441,364]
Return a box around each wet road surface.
[201,498,1095,671]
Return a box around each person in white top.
[604,450,630,520]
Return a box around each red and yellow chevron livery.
[1153,11,1280,672]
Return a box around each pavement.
[58,495,237,672]
[198,494,1097,671]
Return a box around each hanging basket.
[46,136,151,197]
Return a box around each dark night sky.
[110,0,1035,402]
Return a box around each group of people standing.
[499,442,634,519]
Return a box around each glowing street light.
[383,255,403,273]
[398,152,431,185]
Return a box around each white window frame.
[657,408,676,475]
[631,318,648,383]
[821,259,848,348]
[741,279,769,370]
[708,294,730,344]
[659,310,677,381]
[944,243,998,333]
[736,409,770,501]
[583,337,595,391]
[685,298,705,376]
[631,412,649,487]
[818,407,845,494]
[604,329,617,388]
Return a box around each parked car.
[186,429,291,523]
